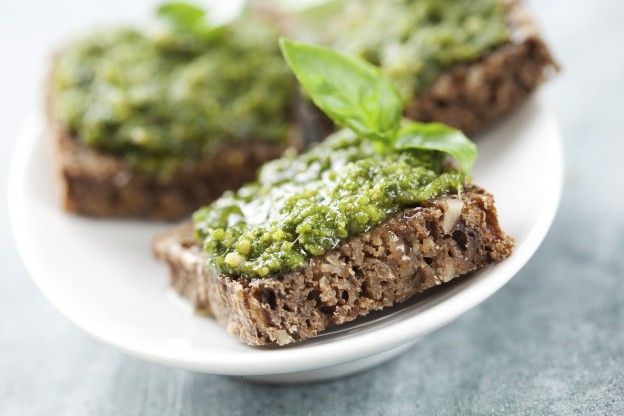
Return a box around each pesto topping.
[329,0,509,101]
[52,21,293,173]
[193,131,468,278]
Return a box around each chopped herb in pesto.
[327,0,509,101]
[193,131,468,278]
[52,20,293,173]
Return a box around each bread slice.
[154,186,513,346]
[45,79,298,220]
[404,0,558,134]
[269,0,558,139]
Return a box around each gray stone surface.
[1,1,623,414]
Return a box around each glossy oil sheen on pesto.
[193,130,468,278]
[329,0,509,101]
[52,21,293,173]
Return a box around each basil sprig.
[156,1,223,40]
[279,38,477,173]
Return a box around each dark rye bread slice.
[46,73,299,221]
[273,0,559,140]
[404,0,559,134]
[154,186,513,346]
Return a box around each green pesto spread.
[193,130,468,278]
[329,0,509,101]
[52,21,293,173]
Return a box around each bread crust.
[154,186,513,346]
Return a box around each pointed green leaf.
[395,122,477,173]
[156,1,224,40]
[279,38,402,142]
[157,2,205,29]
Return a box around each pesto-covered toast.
[156,187,512,346]
[47,10,299,220]
[48,1,555,220]
[287,0,558,136]
[154,40,514,346]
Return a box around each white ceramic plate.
[9,96,563,383]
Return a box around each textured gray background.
[1,1,623,415]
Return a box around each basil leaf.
[157,2,205,29]
[157,1,224,40]
[279,38,402,142]
[395,122,477,174]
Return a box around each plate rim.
[8,100,564,376]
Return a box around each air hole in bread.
[452,230,468,251]
[261,288,277,310]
